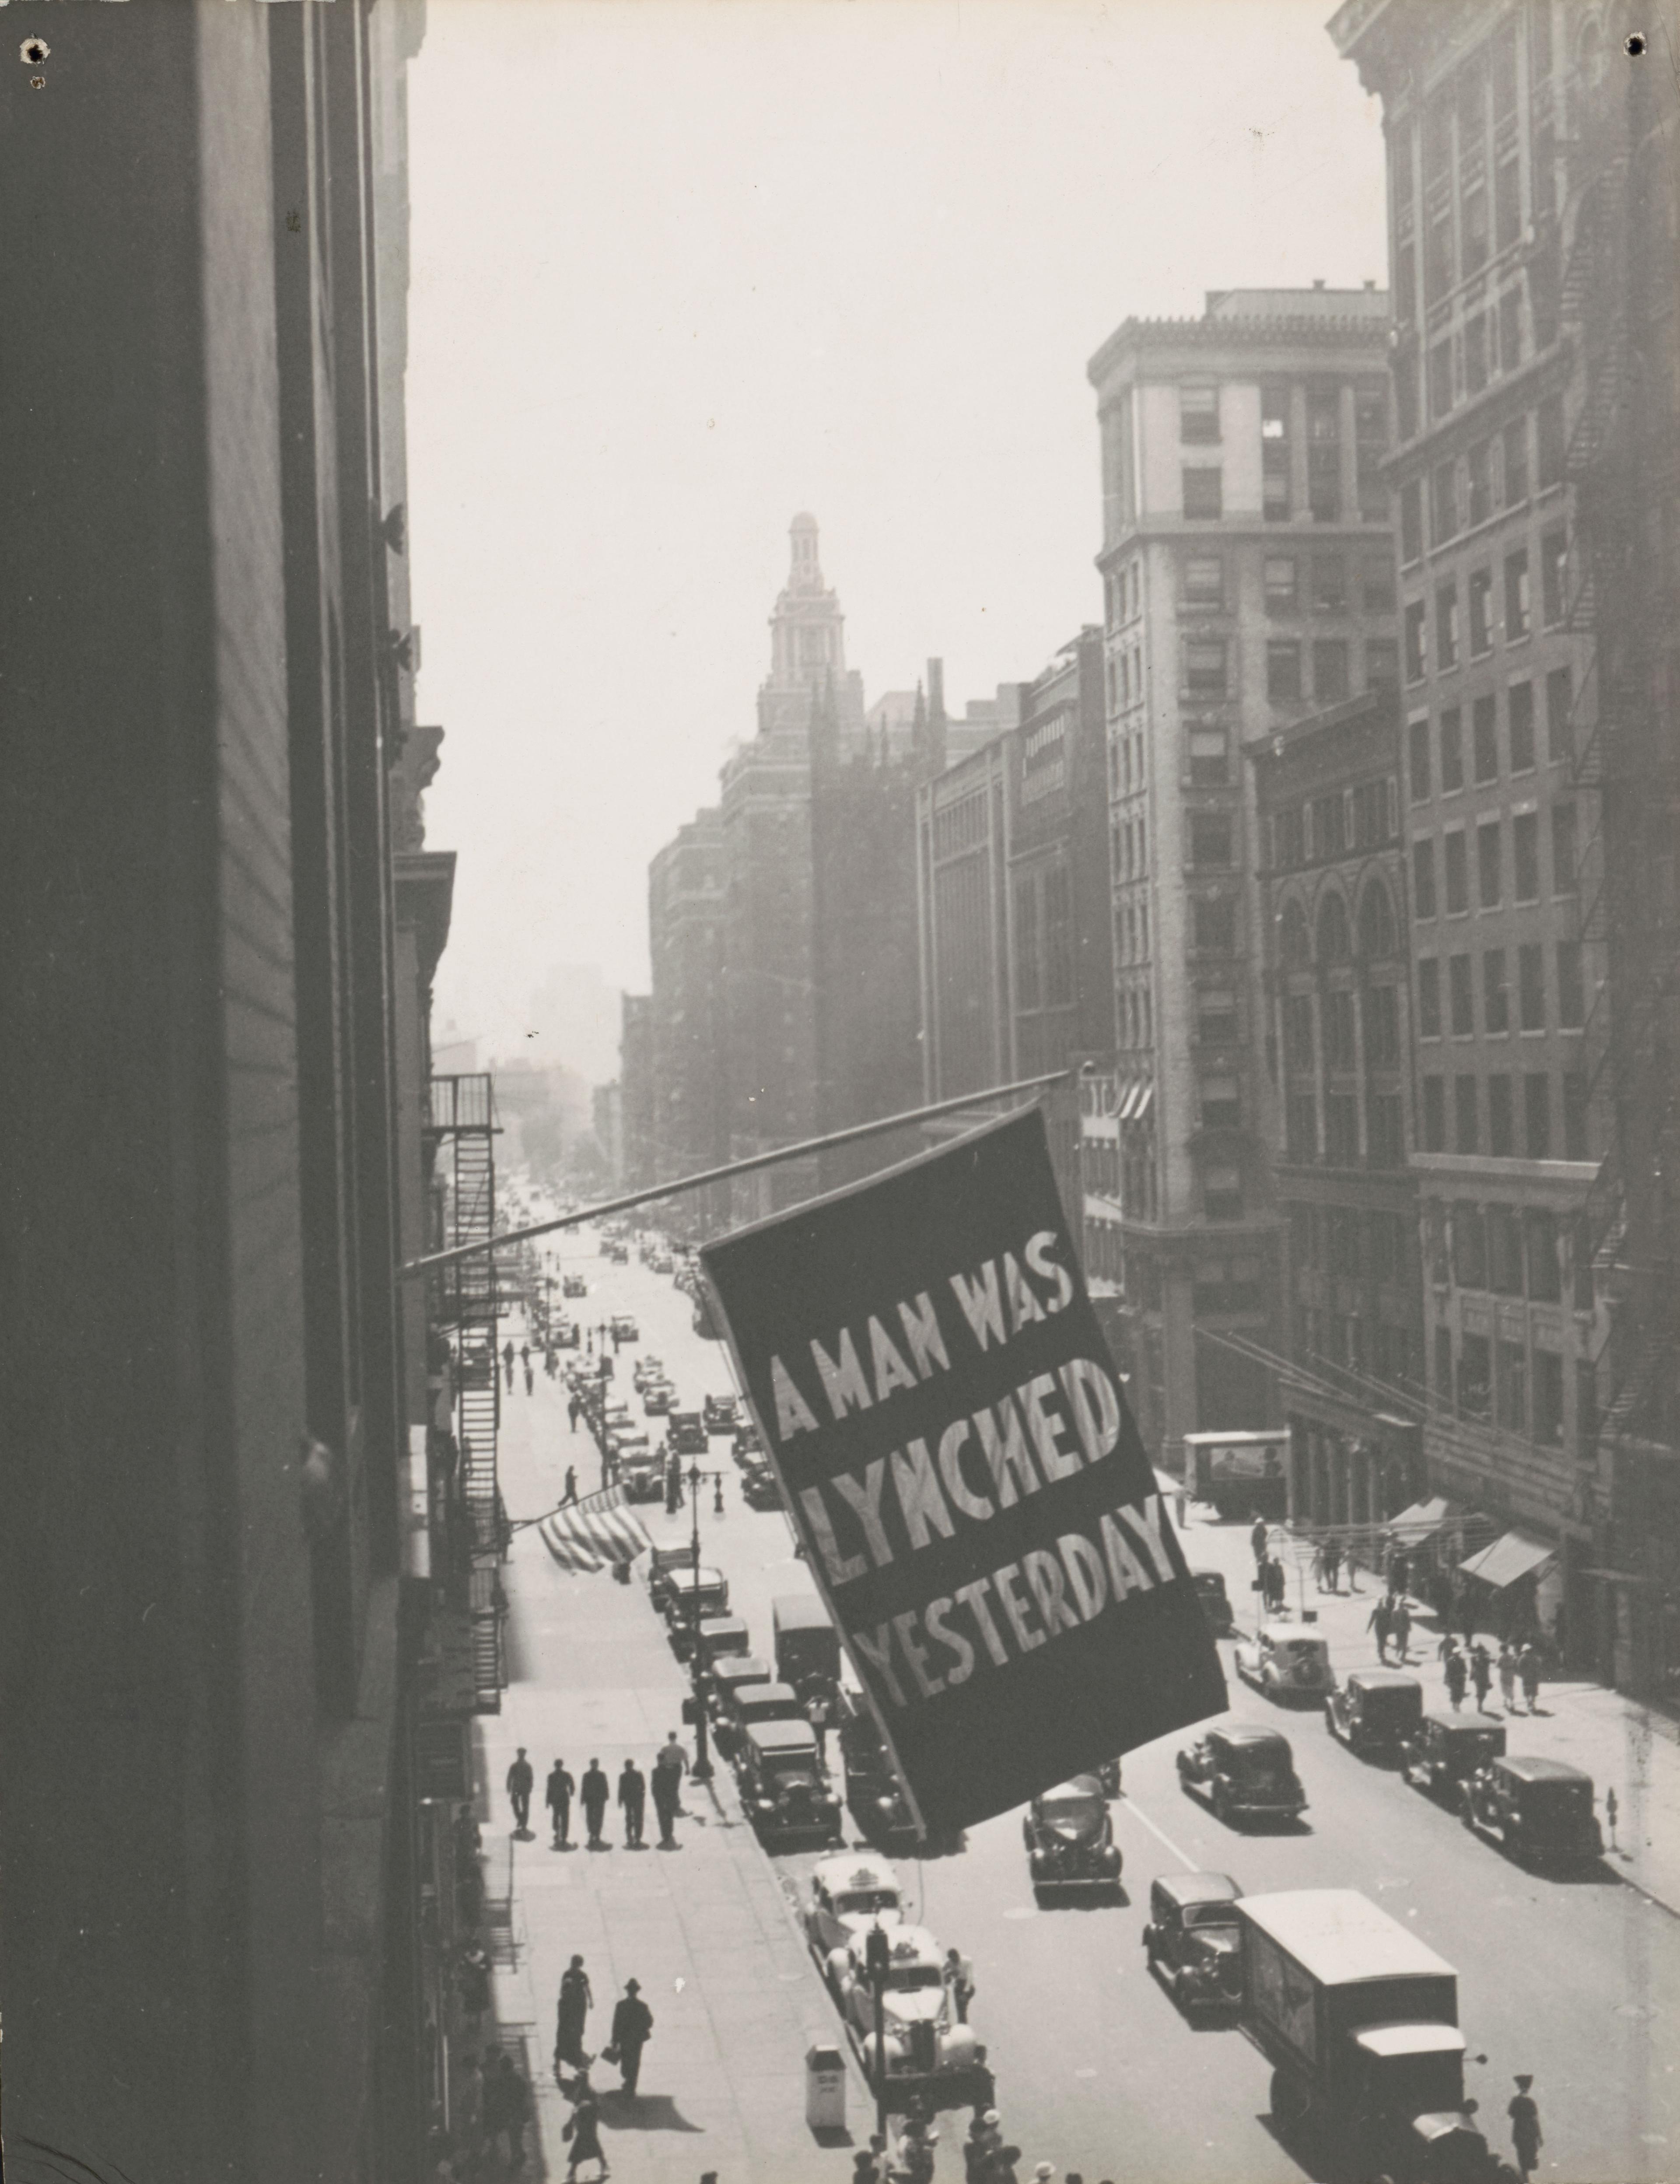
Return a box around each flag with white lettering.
[700,1105,1226,1835]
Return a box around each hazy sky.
[408,0,1388,1069]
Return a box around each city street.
[511,1225,1680,2182]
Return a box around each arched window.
[1358,878,1397,961]
[1317,890,1351,965]
[1281,899,1311,968]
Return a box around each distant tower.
[761,513,857,739]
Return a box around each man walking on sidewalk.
[1508,2075,1543,2179]
[563,1465,579,1507]
[608,1977,654,2098]
[652,1730,688,1847]
[1391,1599,1413,1663]
[546,1757,576,1849]
[616,1759,647,1848]
[507,1748,535,1835]
[555,1956,594,2072]
[944,1946,976,2023]
[1368,1596,1393,1664]
[580,1759,610,1848]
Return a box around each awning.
[1386,1496,1458,1544]
[1117,1080,1141,1121]
[1456,1529,1556,1590]
[539,1483,652,1574]
[1132,1083,1154,1120]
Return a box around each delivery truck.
[1184,1430,1289,1522]
[1236,1890,1494,2181]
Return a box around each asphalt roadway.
[525,1215,1678,2184]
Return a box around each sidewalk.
[1221,1510,1680,1919]
[469,1363,871,2183]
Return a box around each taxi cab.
[834,1925,983,2082]
[804,1853,904,1960]
[734,1719,844,1844]
[1022,1776,1122,1893]
[1325,1669,1424,1759]
[1233,1627,1336,1705]
[1401,1712,1507,1802]
[1142,1872,1244,2016]
[1460,1755,1603,1868]
[1176,1723,1307,1827]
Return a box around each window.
[1194,897,1236,952]
[1513,811,1540,901]
[1412,836,1438,919]
[1508,682,1535,771]
[1484,947,1510,1033]
[1464,307,1490,390]
[1534,1350,1564,1446]
[1531,242,1560,351]
[1524,1071,1551,1157]
[1552,803,1577,892]
[1183,554,1225,605]
[1268,642,1303,703]
[1183,468,1223,519]
[1505,548,1531,637]
[1284,992,1315,1069]
[1455,1074,1480,1153]
[1190,814,1234,868]
[1396,349,1420,440]
[1537,394,1566,491]
[1432,459,1459,543]
[1541,529,1568,628]
[1311,554,1346,613]
[1281,897,1310,964]
[1435,1325,1455,1402]
[1545,666,1572,762]
[1405,602,1428,684]
[1489,1073,1514,1155]
[1460,1332,1492,1417]
[1314,641,1351,703]
[1519,941,1545,1030]
[1307,383,1342,521]
[1497,1339,1527,1430]
[1488,1203,1523,1294]
[1200,1075,1240,1131]
[1455,1206,1489,1291]
[1189,728,1229,785]
[1498,284,1524,375]
[1370,1093,1405,1167]
[1564,1071,1589,1160]
[1445,830,1469,913]
[1359,875,1397,955]
[1325,1093,1360,1165]
[1367,639,1400,688]
[1409,720,1432,803]
[1472,695,1498,782]
[1325,987,1357,1069]
[1418,956,1442,1038]
[1400,481,1424,564]
[1423,1074,1446,1150]
[1180,385,1221,444]
[1204,1166,1243,1221]
[1262,383,1292,520]
[1436,585,1459,670]
[1449,952,1474,1034]
[1362,551,1396,613]
[1469,568,1494,655]
[1197,989,1237,1046]
[1366,981,1400,1063]
[1275,808,1305,869]
[1288,1092,1318,1160]
[1495,152,1522,252]
[1502,416,1530,506]
[1264,555,1298,614]
[1440,707,1464,791]
[1013,873,1041,1009]
[1468,439,1494,527]
[1185,638,1228,697]
[1044,865,1074,1006]
[1428,330,1454,412]
[1477,819,1502,908]
[1527,1209,1563,1303]
[1317,887,1351,958]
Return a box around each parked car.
[1176,1723,1308,1827]
[1193,1569,1238,1637]
[774,1595,841,1697]
[650,1252,673,1273]
[1460,1756,1603,1868]
[643,1381,675,1416]
[1142,1872,1245,2016]
[741,1462,785,1512]
[694,1615,752,1678]
[645,1543,692,1611]
[724,1682,805,1754]
[703,1393,741,1434]
[563,1273,588,1297]
[1022,1775,1122,1896]
[804,1852,905,1961]
[733,1423,765,1459]
[733,1719,844,1844]
[835,1686,919,1844]
[835,1925,983,2084]
[707,1653,772,1721]
[1401,1713,1508,1803]
[1326,1670,1424,1760]
[610,1313,639,1341]
[664,1567,729,1653]
[1233,1627,1336,1705]
[619,1446,665,1503]
[631,1356,665,1391]
[670,1411,709,1456]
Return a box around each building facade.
[647,806,730,1231]
[1085,286,1398,1465]
[1330,0,1679,1684]
[619,992,656,1194]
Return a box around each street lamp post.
[865,1921,891,2145]
[685,1458,725,1782]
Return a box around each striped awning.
[539,1484,653,1574]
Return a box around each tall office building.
[1085,285,1396,1465]
[647,808,730,1230]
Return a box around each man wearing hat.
[1508,2075,1542,2179]
[608,1976,654,2097]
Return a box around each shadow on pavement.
[598,2093,704,2133]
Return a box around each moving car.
[606,1241,630,1264]
[1022,1775,1122,1895]
[650,1252,674,1273]
[1234,1628,1336,1705]
[733,1719,844,1844]
[618,1446,665,1503]
[741,1461,785,1512]
[553,1316,580,1349]
[835,1687,918,1844]
[1459,1756,1603,1868]
[703,1393,740,1434]
[1193,1569,1237,1637]
[1184,1430,1288,1522]
[610,1313,639,1342]
[1142,1872,1244,2016]
[834,1925,983,2084]
[1326,1670,1425,1760]
[1401,1714,1507,1803]
[1176,1724,1307,1827]
[642,1381,675,1416]
[774,1595,841,1697]
[670,1411,709,1456]
[804,1852,904,1960]
[563,1273,588,1297]
[631,1357,665,1391]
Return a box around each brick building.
[646,807,730,1232]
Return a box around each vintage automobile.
[1460,1755,1603,1868]
[645,1543,693,1609]
[563,1273,588,1298]
[618,1446,665,1504]
[834,1925,983,2083]
[610,1313,639,1342]
[1022,1775,1123,1895]
[707,1652,772,1717]
[650,1251,674,1273]
[804,1853,905,1960]
[733,1719,844,1844]
[703,1393,741,1434]
[1193,1569,1238,1637]
[730,1680,804,1739]
[1401,1713,1508,1802]
[694,1615,752,1677]
[835,1687,919,1844]
[631,1357,665,1391]
[733,1423,765,1460]
[670,1411,709,1457]
[1234,1627,1337,1705]
[552,1317,580,1350]
[1326,1670,1425,1760]
[606,1241,630,1264]
[1142,1872,1245,2016]
[774,1595,842,1696]
[741,1461,785,1512]
[1176,1723,1308,1827]
[664,1567,730,1653]
[642,1380,675,1416]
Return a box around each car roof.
[1154,1872,1243,1908]
[1348,1670,1424,1693]
[698,1615,749,1636]
[711,1655,771,1682]
[1035,1775,1106,1807]
[745,1718,820,1753]
[814,1853,900,1896]
[667,1567,724,1588]
[1212,1723,1292,1749]
[1239,1890,1456,1984]
[773,1595,831,1631]
[1420,1710,1502,1736]
[1266,1631,1327,1651]
[738,1682,801,1709]
[862,1924,939,1964]
[1497,1755,1592,1784]
[1355,2025,1469,2061]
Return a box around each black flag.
[700,1106,1225,1836]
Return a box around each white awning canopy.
[1456,1528,1556,1590]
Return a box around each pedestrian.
[453,2048,486,2169]
[1032,2167,1057,2183]
[854,2150,885,2184]
[1265,1556,1286,1613]
[1469,1641,1494,1714]
[563,1466,579,1507]
[486,2053,530,2172]
[1368,1596,1393,1663]
[617,1760,647,1849]
[988,2147,1024,2184]
[546,1757,576,1849]
[1445,1646,1468,1711]
[965,2112,1002,2183]
[1497,1641,1518,1711]
[652,1730,688,1847]
[507,1748,535,1835]
[568,1394,582,1432]
[1518,1641,1542,1714]
[580,1758,610,1848]
[458,1943,491,2030]
[942,1945,976,2023]
[1508,2075,1543,2180]
[560,2075,608,2181]
[1323,1537,1341,1592]
[607,1977,654,2097]
[554,1956,593,2072]
[806,1688,832,1764]
[1251,1515,1268,1565]
[524,1361,535,1395]
[1391,1599,1412,1663]
[503,1339,515,1389]
[1606,1786,1619,1847]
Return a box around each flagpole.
[401,1065,1079,1279]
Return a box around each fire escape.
[426,1071,507,1711]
